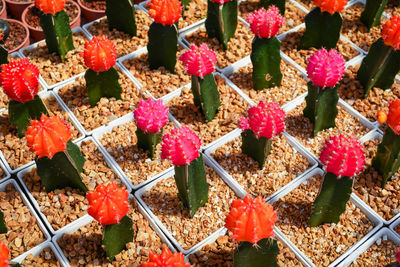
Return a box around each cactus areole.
[105,0,137,36]
[140,247,191,267]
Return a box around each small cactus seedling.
[140,247,191,267]
[225,195,279,267]
[0,19,10,65]
[147,0,182,73]
[179,44,220,121]
[372,100,400,186]
[87,182,133,261]
[205,0,238,50]
[161,126,209,217]
[134,99,169,159]
[81,36,122,107]
[360,0,388,30]
[303,49,345,136]
[300,0,348,49]
[35,0,74,61]
[260,0,285,15]
[0,59,49,137]
[247,6,285,90]
[105,0,136,36]
[25,115,88,192]
[309,135,365,226]
[357,16,400,97]
[239,102,285,169]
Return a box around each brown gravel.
[3,21,27,52]
[86,10,152,58]
[57,68,141,132]
[386,0,400,16]
[178,0,207,30]
[22,139,127,231]
[350,240,398,266]
[142,166,237,250]
[0,96,81,170]
[99,121,174,187]
[228,61,308,105]
[295,0,315,11]
[285,102,369,156]
[211,134,311,199]
[168,76,248,145]
[273,174,375,266]
[188,231,303,266]
[23,31,87,86]
[21,247,61,267]
[58,199,168,267]
[0,183,46,259]
[185,21,253,69]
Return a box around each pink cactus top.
[134,99,169,133]
[179,44,217,79]
[247,6,285,39]
[210,0,232,4]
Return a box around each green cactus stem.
[241,129,272,169]
[360,0,388,30]
[234,238,279,267]
[105,0,137,36]
[147,23,178,73]
[205,0,238,50]
[0,19,10,65]
[303,82,339,136]
[8,95,49,137]
[174,154,209,217]
[191,74,221,122]
[103,215,134,261]
[136,127,162,159]
[308,172,353,227]
[0,210,7,234]
[372,127,400,187]
[0,46,7,66]
[260,0,285,15]
[251,36,282,90]
[36,140,88,193]
[300,7,342,49]
[39,10,74,61]
[357,38,400,97]
[84,67,122,107]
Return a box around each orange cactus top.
[81,36,117,72]
[387,99,400,135]
[148,0,182,26]
[25,114,72,159]
[0,242,9,267]
[225,195,278,244]
[314,0,348,14]
[140,247,191,267]
[35,0,66,15]
[382,16,400,50]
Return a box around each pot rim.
[77,0,105,14]
[4,18,30,53]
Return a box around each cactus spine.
[105,0,137,36]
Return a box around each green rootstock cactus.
[205,0,238,50]
[0,19,10,65]
[309,135,365,227]
[234,238,279,267]
[105,0,137,36]
[260,0,285,15]
[360,0,388,30]
[0,210,7,234]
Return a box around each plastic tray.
[11,241,66,267]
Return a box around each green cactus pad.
[234,238,279,267]
[241,129,272,169]
[84,67,122,107]
[8,95,49,137]
[36,140,88,193]
[205,0,238,50]
[174,154,209,217]
[300,7,342,50]
[251,36,282,90]
[191,74,221,122]
[0,46,8,65]
[136,127,162,159]
[372,127,400,187]
[360,0,388,30]
[105,0,137,36]
[103,215,134,261]
[0,210,7,234]
[147,23,178,73]
[357,38,400,97]
[303,82,338,136]
[39,10,74,61]
[260,0,285,15]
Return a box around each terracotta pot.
[77,0,105,22]
[21,0,81,42]
[5,0,32,20]
[5,19,30,53]
[0,0,7,19]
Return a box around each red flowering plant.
[140,247,191,267]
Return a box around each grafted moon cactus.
[140,247,191,267]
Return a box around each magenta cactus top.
[179,44,217,79]
[247,6,285,39]
[210,0,232,4]
[134,99,169,134]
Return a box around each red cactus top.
[148,0,182,26]
[140,247,191,267]
[239,102,285,139]
[35,0,66,15]
[314,0,348,14]
[319,135,365,178]
[0,242,8,267]
[87,182,129,226]
[81,36,117,72]
[179,44,217,79]
[134,99,169,134]
[0,58,40,103]
[385,99,400,135]
[382,16,400,50]
[225,195,278,244]
[161,126,201,166]
[247,6,285,39]
[210,0,232,4]
[25,114,72,159]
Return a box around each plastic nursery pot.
[22,0,81,42]
[77,0,105,22]
[0,0,7,19]
[4,19,30,53]
[5,0,32,20]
